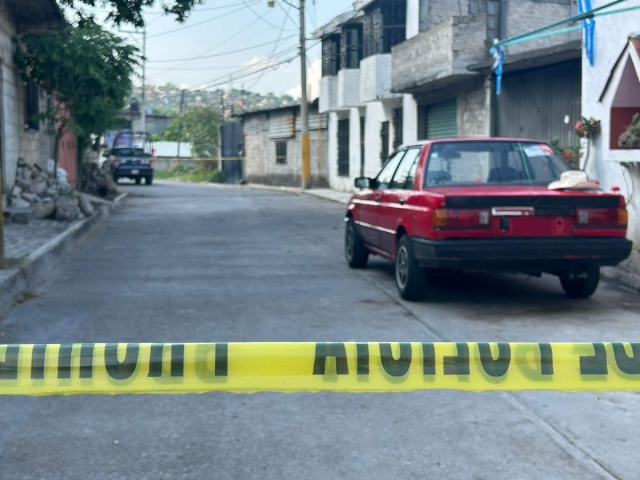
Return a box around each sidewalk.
[304,188,351,205]
[0,193,129,315]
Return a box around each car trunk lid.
[432,186,620,238]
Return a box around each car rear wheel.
[559,266,600,299]
[345,218,368,269]
[396,236,426,301]
[145,176,153,185]
[135,177,142,185]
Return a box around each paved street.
[1,181,640,479]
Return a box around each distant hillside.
[133,84,298,117]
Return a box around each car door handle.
[374,195,382,203]
[398,197,406,205]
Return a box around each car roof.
[397,137,547,150]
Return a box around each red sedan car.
[345,138,632,300]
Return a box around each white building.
[582,0,640,244]
[317,0,581,193]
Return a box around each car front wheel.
[345,218,368,269]
[559,266,600,299]
[396,236,426,301]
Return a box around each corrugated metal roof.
[269,111,295,139]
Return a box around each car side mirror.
[355,177,375,189]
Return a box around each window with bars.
[275,141,287,165]
[362,0,407,59]
[392,108,403,150]
[340,24,363,70]
[337,119,350,177]
[469,0,500,42]
[322,35,340,77]
[380,121,390,165]
[25,80,40,131]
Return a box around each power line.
[151,8,277,74]
[198,56,298,90]
[241,0,297,32]
[147,3,258,39]
[146,34,297,63]
[246,2,292,90]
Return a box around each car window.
[376,150,406,189]
[390,147,421,190]
[424,141,569,187]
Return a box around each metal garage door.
[496,60,581,147]
[426,100,458,139]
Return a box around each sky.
[89,0,354,97]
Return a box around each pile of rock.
[82,161,119,199]
[6,158,96,223]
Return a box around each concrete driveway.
[0,181,638,479]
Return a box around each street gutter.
[0,193,129,317]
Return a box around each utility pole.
[299,0,311,189]
[177,88,186,159]
[141,28,147,132]
[269,0,310,189]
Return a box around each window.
[340,25,363,70]
[392,108,403,150]
[376,149,405,189]
[337,119,350,177]
[469,0,499,42]
[322,35,340,77]
[380,121,390,165]
[276,141,287,164]
[25,80,40,131]
[390,147,421,189]
[360,116,366,177]
[362,0,407,58]
[424,141,568,187]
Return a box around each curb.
[0,193,129,316]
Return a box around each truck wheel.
[145,176,153,185]
[396,236,426,301]
[345,218,368,269]
[560,266,600,299]
[135,177,142,185]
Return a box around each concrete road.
[1,180,639,480]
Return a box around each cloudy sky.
[90,0,353,97]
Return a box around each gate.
[220,121,243,184]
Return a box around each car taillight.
[576,208,628,227]
[433,209,491,228]
[113,157,121,166]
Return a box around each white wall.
[582,0,640,243]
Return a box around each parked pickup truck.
[108,131,155,185]
[345,138,632,300]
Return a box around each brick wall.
[0,4,58,189]
[244,121,329,187]
[504,0,578,55]
[457,83,490,137]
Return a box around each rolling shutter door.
[426,100,457,139]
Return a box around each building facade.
[237,102,329,187]
[0,0,71,190]
[581,0,640,246]
[318,0,582,192]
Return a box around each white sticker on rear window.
[523,145,547,157]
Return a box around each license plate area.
[131,169,139,175]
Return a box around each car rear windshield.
[424,141,569,187]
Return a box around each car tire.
[135,177,142,185]
[345,218,368,269]
[560,266,600,299]
[396,235,426,301]
[145,176,153,185]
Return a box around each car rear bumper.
[113,165,154,177]
[411,236,633,272]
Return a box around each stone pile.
[82,160,119,199]
[7,158,96,223]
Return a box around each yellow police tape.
[1,342,639,396]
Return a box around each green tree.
[61,0,201,27]
[168,106,223,158]
[14,19,139,171]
